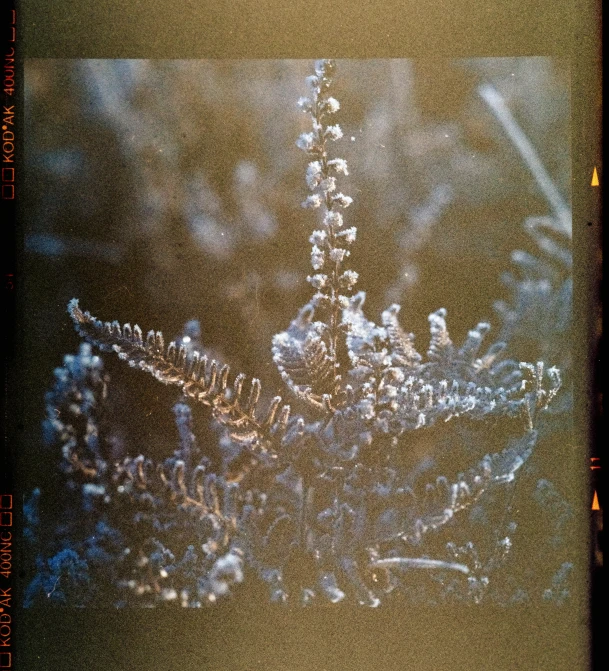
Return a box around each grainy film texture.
[22,59,573,607]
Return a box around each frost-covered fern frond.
[68,298,290,455]
[273,284,559,437]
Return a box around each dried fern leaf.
[68,299,290,445]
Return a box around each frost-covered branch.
[478,83,571,236]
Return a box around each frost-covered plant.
[29,60,572,607]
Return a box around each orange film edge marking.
[591,491,600,511]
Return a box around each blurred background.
[21,57,571,490]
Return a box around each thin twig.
[478,83,571,237]
[369,557,470,575]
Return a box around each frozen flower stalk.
[292,60,357,400]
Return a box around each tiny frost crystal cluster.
[27,60,571,607]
